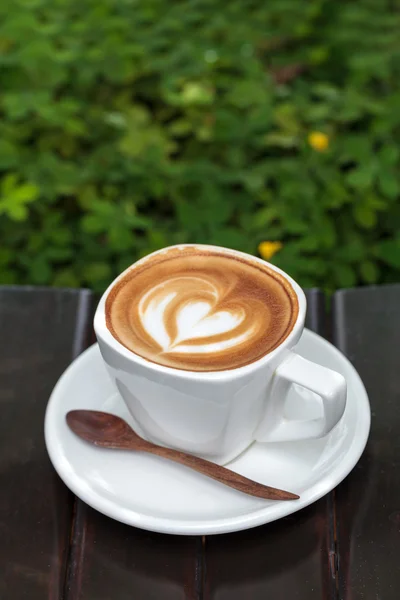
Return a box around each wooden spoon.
[66,410,299,501]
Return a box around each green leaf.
[241,171,265,192]
[339,135,371,162]
[108,227,134,251]
[168,119,193,137]
[360,260,378,284]
[1,174,18,195]
[379,145,399,166]
[377,171,399,200]
[48,228,73,246]
[30,257,52,284]
[80,215,105,234]
[53,269,80,288]
[366,194,387,211]
[0,139,19,169]
[252,206,279,228]
[209,228,250,251]
[273,103,300,135]
[7,204,28,221]
[264,133,299,148]
[374,239,400,268]
[353,203,377,229]
[229,80,268,109]
[45,247,73,262]
[297,236,320,251]
[82,262,112,285]
[12,183,39,202]
[346,168,374,190]
[334,264,357,288]
[181,82,214,106]
[308,46,329,65]
[0,249,13,266]
[336,239,366,263]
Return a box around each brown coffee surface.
[105,247,298,372]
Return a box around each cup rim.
[94,244,306,381]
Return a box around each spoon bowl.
[67,410,150,450]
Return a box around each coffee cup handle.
[255,352,347,442]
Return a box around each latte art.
[106,247,298,371]
[139,275,258,354]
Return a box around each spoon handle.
[144,444,299,501]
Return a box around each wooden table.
[1,284,399,599]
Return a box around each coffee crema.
[105,247,299,372]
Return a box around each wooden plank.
[204,290,336,600]
[0,286,92,600]
[65,503,202,600]
[332,284,400,600]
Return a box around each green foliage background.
[1,0,400,292]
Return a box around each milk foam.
[106,246,298,371]
[139,278,248,353]
[140,290,177,351]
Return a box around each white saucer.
[45,330,370,536]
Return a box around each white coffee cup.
[94,245,346,465]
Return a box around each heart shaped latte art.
[106,247,298,371]
[138,276,258,354]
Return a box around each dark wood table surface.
[1,284,399,600]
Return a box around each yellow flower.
[308,131,329,152]
[258,241,283,261]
